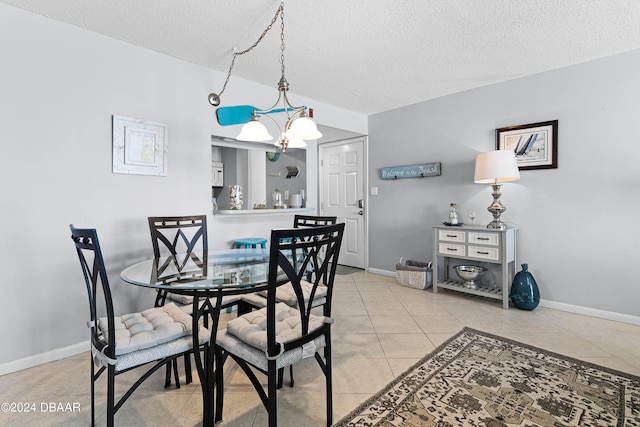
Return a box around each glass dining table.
[120,248,271,427]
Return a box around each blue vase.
[510,263,540,310]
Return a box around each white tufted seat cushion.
[226,302,329,352]
[217,302,330,371]
[98,302,194,356]
[259,280,328,306]
[92,302,211,372]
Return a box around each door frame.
[318,137,369,270]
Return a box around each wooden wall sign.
[380,162,441,180]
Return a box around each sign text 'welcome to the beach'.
[380,162,441,180]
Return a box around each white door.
[320,138,366,269]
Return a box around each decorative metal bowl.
[453,265,487,289]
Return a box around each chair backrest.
[293,214,338,228]
[69,225,116,361]
[148,215,208,306]
[265,223,345,358]
[148,215,208,257]
[293,215,338,273]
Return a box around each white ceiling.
[3,0,640,115]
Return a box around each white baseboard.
[367,267,395,277]
[0,341,88,376]
[372,268,640,326]
[539,299,640,326]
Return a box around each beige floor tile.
[332,358,395,394]
[426,332,459,348]
[330,291,362,302]
[355,281,394,292]
[332,300,368,316]
[359,289,397,302]
[386,357,422,377]
[526,331,617,359]
[332,333,386,359]
[332,392,372,421]
[363,300,410,316]
[2,271,640,426]
[580,357,640,376]
[333,275,357,285]
[369,315,422,334]
[377,333,435,359]
[412,314,465,333]
[333,280,358,291]
[332,315,375,334]
[400,299,452,316]
[351,272,395,283]
[388,286,432,300]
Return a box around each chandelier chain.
[280,5,286,79]
[213,3,285,102]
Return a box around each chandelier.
[208,1,322,151]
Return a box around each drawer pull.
[447,248,458,251]
[477,237,490,240]
[477,251,489,255]
[446,234,458,238]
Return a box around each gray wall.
[265,149,307,207]
[368,48,640,318]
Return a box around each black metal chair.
[214,223,345,427]
[238,215,339,387]
[293,214,337,228]
[148,215,241,386]
[240,215,338,312]
[69,225,210,427]
[148,215,209,307]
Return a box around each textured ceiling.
[3,0,640,115]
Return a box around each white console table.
[432,225,517,309]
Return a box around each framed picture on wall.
[112,115,168,176]
[496,120,558,170]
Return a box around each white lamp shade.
[286,116,323,140]
[237,119,273,142]
[474,150,521,184]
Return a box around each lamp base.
[486,183,508,230]
[487,220,507,230]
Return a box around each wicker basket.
[395,257,432,290]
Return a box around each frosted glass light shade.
[286,116,322,140]
[474,150,520,184]
[237,119,273,142]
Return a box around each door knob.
[358,210,364,215]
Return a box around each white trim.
[0,341,89,376]
[215,207,315,216]
[367,267,395,277]
[539,299,640,326]
[376,268,640,326]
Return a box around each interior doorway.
[319,137,367,269]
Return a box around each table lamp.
[474,150,520,229]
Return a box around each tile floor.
[2,271,640,426]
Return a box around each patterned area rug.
[335,327,640,427]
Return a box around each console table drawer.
[468,232,499,246]
[468,245,500,261]
[438,230,466,243]
[439,243,466,256]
